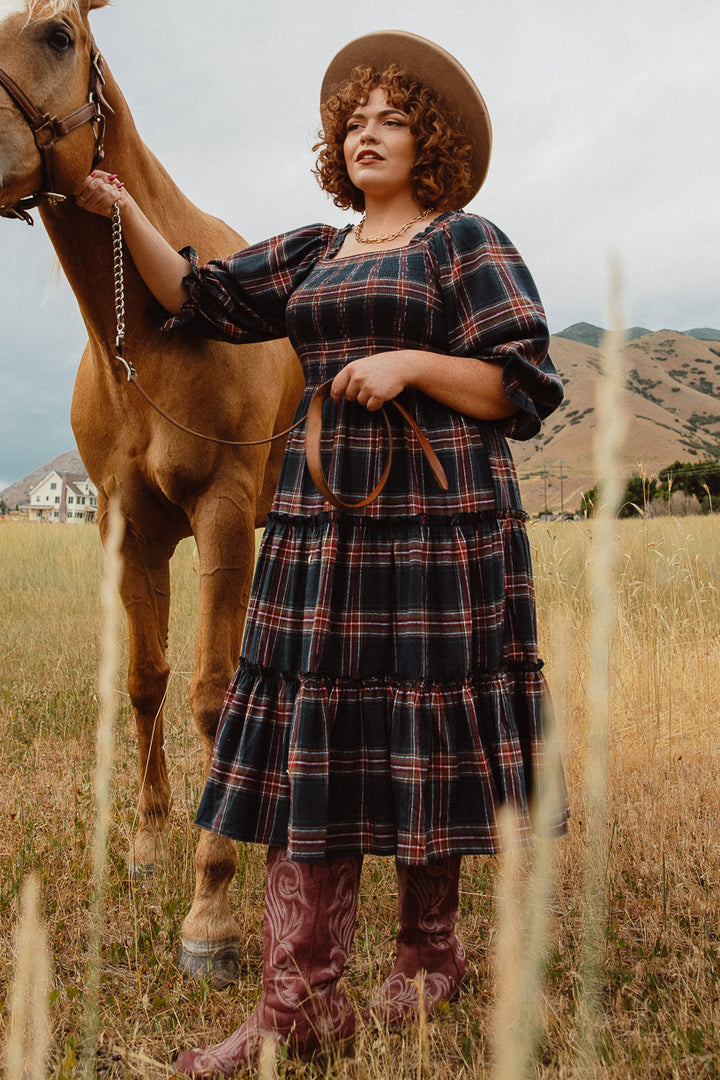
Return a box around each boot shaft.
[396,856,462,943]
[364,856,466,1027]
[261,847,361,1032]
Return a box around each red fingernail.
[116,183,124,189]
[108,174,117,180]
[90,170,96,176]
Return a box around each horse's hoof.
[178,936,242,989]
[127,830,166,878]
[125,859,157,883]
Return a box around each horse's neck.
[39,65,242,354]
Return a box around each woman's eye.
[47,26,74,53]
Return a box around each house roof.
[28,471,61,496]
[28,470,96,497]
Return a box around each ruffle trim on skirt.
[195,661,568,863]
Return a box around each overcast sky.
[1,0,718,488]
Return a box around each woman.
[77,30,566,1077]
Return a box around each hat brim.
[321,30,492,205]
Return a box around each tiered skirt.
[195,508,568,863]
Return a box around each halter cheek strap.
[0,41,108,224]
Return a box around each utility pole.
[559,460,565,513]
[543,463,548,516]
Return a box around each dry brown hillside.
[515,331,720,514]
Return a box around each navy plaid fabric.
[163,210,567,862]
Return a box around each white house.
[24,471,98,524]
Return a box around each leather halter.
[0,41,108,224]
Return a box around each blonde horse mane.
[26,1,81,17]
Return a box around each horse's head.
[0,0,110,220]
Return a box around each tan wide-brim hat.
[321,30,492,205]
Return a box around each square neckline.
[323,210,457,262]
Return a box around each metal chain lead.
[111,202,135,378]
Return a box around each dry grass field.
[1,516,718,1079]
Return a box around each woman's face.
[343,87,417,202]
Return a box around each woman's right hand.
[73,170,191,313]
[74,170,129,217]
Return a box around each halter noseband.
[0,41,109,224]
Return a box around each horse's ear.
[87,0,112,10]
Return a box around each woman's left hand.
[331,348,518,422]
[331,352,412,412]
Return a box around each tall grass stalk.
[490,728,562,1080]
[415,972,429,1079]
[488,528,570,1080]
[257,1037,278,1080]
[4,874,52,1080]
[490,808,524,1079]
[575,262,626,1074]
[80,500,124,1077]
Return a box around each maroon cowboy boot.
[175,846,361,1077]
[365,857,466,1027]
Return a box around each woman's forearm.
[331,349,518,419]
[115,196,190,312]
[403,350,517,420]
[74,172,190,313]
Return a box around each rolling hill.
[515,330,720,513]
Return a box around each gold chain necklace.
[354,207,432,245]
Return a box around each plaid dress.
[164,210,567,863]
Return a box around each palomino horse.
[0,0,304,982]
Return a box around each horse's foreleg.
[114,526,175,874]
[179,495,257,986]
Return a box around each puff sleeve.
[158,224,336,343]
[428,213,563,440]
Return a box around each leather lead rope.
[109,205,449,511]
[304,381,448,511]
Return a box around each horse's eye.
[47,25,74,54]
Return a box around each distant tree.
[0,499,7,516]
[579,463,720,517]
[618,474,658,517]
[579,484,598,517]
[657,460,720,512]
[578,474,657,518]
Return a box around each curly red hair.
[314,65,473,212]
